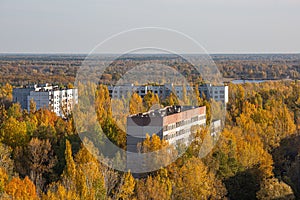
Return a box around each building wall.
[126,106,206,152]
[162,106,206,145]
[211,120,221,137]
[127,116,163,152]
[108,84,228,104]
[14,85,78,117]
[27,91,50,111]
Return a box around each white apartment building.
[108,84,172,99]
[108,83,228,104]
[198,84,229,104]
[13,84,78,117]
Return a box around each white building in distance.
[13,84,78,117]
[108,83,228,104]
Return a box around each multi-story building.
[13,84,78,117]
[126,105,206,152]
[198,84,229,104]
[108,83,228,104]
[108,84,174,99]
[12,84,53,110]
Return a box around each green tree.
[0,117,28,148]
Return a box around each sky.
[0,0,299,54]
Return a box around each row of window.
[213,90,225,94]
[214,95,225,99]
[163,128,190,140]
[163,115,205,131]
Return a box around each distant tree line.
[0,54,299,86]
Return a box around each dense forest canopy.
[0,54,299,199]
[0,79,299,199]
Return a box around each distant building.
[198,84,229,104]
[13,84,78,117]
[108,84,173,99]
[108,83,228,104]
[126,105,206,152]
[210,119,222,137]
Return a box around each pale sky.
[0,0,299,53]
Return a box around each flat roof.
[128,105,202,119]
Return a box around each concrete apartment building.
[108,84,174,99]
[198,84,229,104]
[108,83,228,104]
[13,84,78,117]
[126,105,206,152]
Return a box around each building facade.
[13,84,78,117]
[126,105,206,152]
[198,84,229,105]
[108,84,174,99]
[108,83,228,104]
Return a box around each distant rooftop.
[18,83,74,92]
[128,105,199,119]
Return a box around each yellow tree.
[29,98,37,114]
[0,167,8,197]
[173,157,226,199]
[75,144,106,200]
[61,140,76,191]
[95,84,112,124]
[5,176,38,200]
[129,92,144,114]
[256,178,295,200]
[135,169,172,200]
[0,83,12,102]
[46,140,81,200]
[136,174,172,200]
[0,143,13,175]
[139,134,177,170]
[143,91,160,111]
[116,172,135,200]
[165,92,179,106]
[194,84,203,106]
[7,103,23,119]
[42,183,78,200]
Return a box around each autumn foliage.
[0,80,299,199]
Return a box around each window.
[191,116,198,122]
[163,126,168,132]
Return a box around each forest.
[0,79,299,199]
